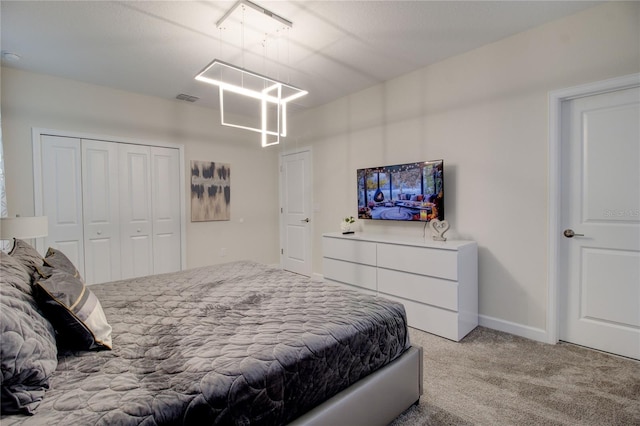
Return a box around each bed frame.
[291,345,423,426]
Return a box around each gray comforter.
[3,261,410,425]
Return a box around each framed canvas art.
[191,160,230,221]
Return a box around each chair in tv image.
[357,160,444,222]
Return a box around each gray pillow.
[8,238,44,280]
[0,252,58,415]
[42,247,83,280]
[33,268,112,351]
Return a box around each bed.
[1,240,422,425]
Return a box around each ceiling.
[1,1,601,114]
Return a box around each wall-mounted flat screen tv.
[357,160,444,222]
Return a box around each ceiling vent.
[176,93,199,102]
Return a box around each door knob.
[301,218,310,223]
[563,229,584,238]
[97,231,102,235]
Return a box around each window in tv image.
[357,160,444,222]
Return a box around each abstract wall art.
[191,160,230,221]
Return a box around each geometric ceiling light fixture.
[195,0,308,147]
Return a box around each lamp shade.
[0,216,48,240]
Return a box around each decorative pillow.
[1,253,58,415]
[8,238,44,279]
[42,247,82,280]
[33,268,112,351]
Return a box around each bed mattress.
[3,261,410,425]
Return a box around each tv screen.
[357,160,444,222]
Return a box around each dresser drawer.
[323,257,377,291]
[381,294,461,341]
[377,243,458,280]
[378,268,458,311]
[323,237,377,266]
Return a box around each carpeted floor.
[390,327,640,426]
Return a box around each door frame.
[547,73,640,344]
[278,145,313,275]
[32,127,187,271]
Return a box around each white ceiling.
[1,1,601,113]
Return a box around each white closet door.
[40,135,85,276]
[151,147,181,274]
[36,131,184,281]
[119,144,153,279]
[82,139,121,285]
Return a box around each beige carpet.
[390,327,640,426]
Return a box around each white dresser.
[322,232,478,341]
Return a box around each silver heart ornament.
[430,219,450,241]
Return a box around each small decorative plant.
[341,216,356,233]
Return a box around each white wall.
[291,2,640,338]
[2,1,638,340]
[1,67,281,268]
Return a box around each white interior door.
[82,139,121,284]
[560,86,640,359]
[150,146,181,275]
[280,149,312,276]
[119,143,154,279]
[40,135,85,275]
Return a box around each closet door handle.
[563,229,584,238]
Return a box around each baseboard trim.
[478,314,547,343]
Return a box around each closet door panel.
[84,239,114,283]
[130,235,153,278]
[151,147,181,274]
[40,135,85,276]
[119,144,153,279]
[82,140,121,285]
